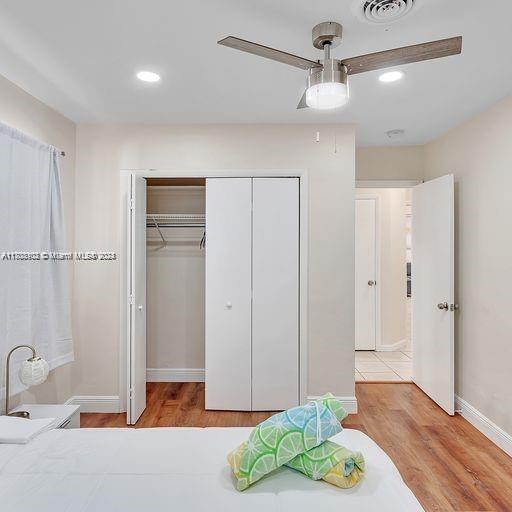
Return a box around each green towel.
[227,394,347,490]
[229,439,365,489]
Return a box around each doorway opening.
[355,187,413,382]
[146,177,206,385]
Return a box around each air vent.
[361,0,416,24]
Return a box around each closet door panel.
[252,178,299,410]
[205,178,252,410]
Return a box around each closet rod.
[146,224,205,228]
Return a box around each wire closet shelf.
[146,214,206,249]
[146,214,205,228]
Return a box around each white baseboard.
[146,368,205,382]
[65,395,120,413]
[377,339,407,352]
[456,395,512,457]
[307,395,358,414]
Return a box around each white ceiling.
[0,0,510,146]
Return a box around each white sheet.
[0,416,56,444]
[0,427,424,512]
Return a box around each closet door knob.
[226,302,232,310]
[138,305,143,311]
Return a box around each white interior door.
[412,174,454,415]
[252,178,299,411]
[205,178,252,410]
[128,175,147,424]
[355,198,377,350]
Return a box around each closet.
[205,178,299,411]
[128,176,300,423]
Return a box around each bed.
[0,427,424,511]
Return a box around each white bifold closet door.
[252,178,299,410]
[205,179,253,410]
[205,177,299,411]
[129,176,147,424]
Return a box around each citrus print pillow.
[228,394,348,491]
[228,439,365,489]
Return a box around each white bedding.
[0,427,424,512]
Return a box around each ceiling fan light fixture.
[306,82,348,110]
[305,59,349,110]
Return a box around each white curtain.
[0,122,73,398]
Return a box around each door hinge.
[129,198,134,211]
[129,294,135,305]
[129,388,134,399]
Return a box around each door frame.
[355,194,380,351]
[119,169,309,418]
[355,180,422,353]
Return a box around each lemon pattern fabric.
[227,394,349,491]
[287,440,365,488]
[228,439,365,489]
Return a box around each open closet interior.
[146,178,206,385]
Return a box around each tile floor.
[355,349,412,382]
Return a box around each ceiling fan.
[218,22,462,110]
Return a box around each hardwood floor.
[81,382,512,512]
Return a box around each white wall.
[0,74,76,405]
[356,188,408,349]
[74,124,356,399]
[146,187,205,371]
[424,96,512,435]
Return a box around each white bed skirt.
[0,427,424,511]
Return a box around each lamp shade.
[19,357,49,386]
[305,58,349,110]
[306,82,349,110]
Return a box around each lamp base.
[7,411,30,419]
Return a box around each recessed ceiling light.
[137,71,161,83]
[379,70,404,83]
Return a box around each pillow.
[228,393,347,490]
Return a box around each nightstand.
[11,404,80,429]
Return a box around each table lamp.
[4,344,49,418]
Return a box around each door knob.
[226,301,232,310]
[437,302,449,311]
[138,305,143,311]
[368,280,376,286]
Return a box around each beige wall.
[356,146,424,181]
[356,188,408,349]
[424,96,512,435]
[75,124,356,399]
[0,74,76,406]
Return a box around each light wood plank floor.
[81,382,512,511]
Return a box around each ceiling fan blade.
[341,36,462,75]
[297,90,308,109]
[218,36,322,71]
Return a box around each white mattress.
[0,427,424,512]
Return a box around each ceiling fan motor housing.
[307,58,348,89]
[312,21,343,49]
